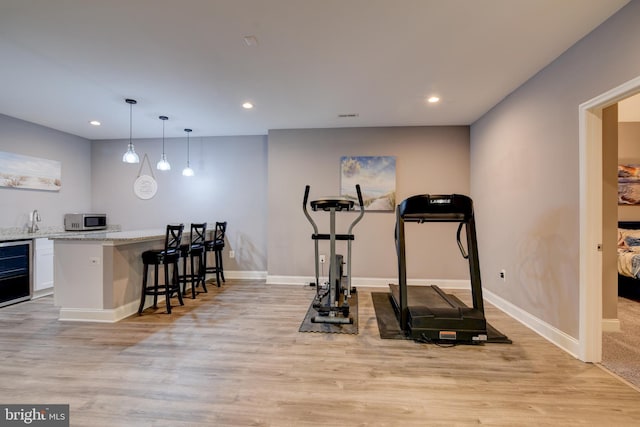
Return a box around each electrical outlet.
[229,250,235,259]
[319,254,326,264]
[499,269,506,282]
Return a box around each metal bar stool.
[179,222,207,299]
[204,221,226,287]
[138,224,184,314]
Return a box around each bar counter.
[51,229,169,322]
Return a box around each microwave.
[64,213,107,231]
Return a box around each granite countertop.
[49,228,166,243]
[0,225,122,242]
[2,226,209,244]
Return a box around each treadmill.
[389,194,488,343]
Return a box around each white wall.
[0,114,92,229]
[91,135,268,272]
[267,126,471,282]
[470,0,640,339]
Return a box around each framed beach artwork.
[619,164,640,205]
[0,151,61,191]
[341,156,396,211]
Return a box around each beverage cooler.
[0,240,32,308]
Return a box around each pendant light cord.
[137,154,156,179]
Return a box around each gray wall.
[91,135,268,272]
[267,126,471,281]
[0,114,92,229]
[470,0,640,339]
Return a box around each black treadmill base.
[389,284,488,344]
[372,291,511,344]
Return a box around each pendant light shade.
[156,115,171,171]
[182,128,194,177]
[122,99,139,163]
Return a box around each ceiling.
[0,0,630,140]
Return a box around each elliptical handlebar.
[348,184,365,235]
[303,185,319,236]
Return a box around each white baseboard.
[59,299,140,323]
[483,288,580,358]
[31,288,54,299]
[213,270,267,280]
[602,318,621,332]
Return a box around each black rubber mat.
[371,291,511,344]
[299,291,358,334]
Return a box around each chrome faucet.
[28,209,41,233]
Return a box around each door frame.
[579,74,640,362]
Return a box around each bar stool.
[204,221,226,287]
[138,224,184,314]
[179,222,207,299]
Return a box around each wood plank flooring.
[1,280,639,426]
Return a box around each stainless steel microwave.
[64,213,107,231]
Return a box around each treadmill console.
[398,194,472,222]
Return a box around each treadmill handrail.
[456,222,469,259]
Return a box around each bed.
[617,221,640,298]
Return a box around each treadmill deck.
[389,284,487,343]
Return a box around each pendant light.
[156,115,171,171]
[122,99,139,163]
[182,128,194,176]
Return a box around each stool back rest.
[165,224,184,254]
[214,221,227,242]
[190,222,207,248]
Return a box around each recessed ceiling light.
[427,96,440,104]
[89,120,101,126]
[242,102,254,109]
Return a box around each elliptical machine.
[302,184,365,324]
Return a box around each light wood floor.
[1,280,639,426]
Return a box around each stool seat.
[204,240,223,250]
[142,249,181,264]
[138,224,184,315]
[179,244,204,253]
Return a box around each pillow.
[619,228,640,247]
